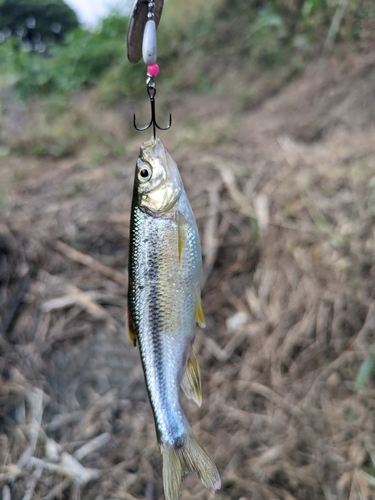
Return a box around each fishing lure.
[127,0,171,137]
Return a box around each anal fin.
[196,297,206,328]
[181,351,202,407]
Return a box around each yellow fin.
[126,306,137,348]
[181,351,202,407]
[196,297,206,328]
[161,433,221,500]
[177,211,188,263]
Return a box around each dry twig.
[52,240,127,286]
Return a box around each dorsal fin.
[181,351,202,407]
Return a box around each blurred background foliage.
[0,0,373,158]
[0,0,78,50]
[0,0,373,100]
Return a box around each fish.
[127,137,221,500]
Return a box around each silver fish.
[127,137,220,500]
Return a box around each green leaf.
[354,353,374,392]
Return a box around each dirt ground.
[2,51,375,500]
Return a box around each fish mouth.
[142,137,157,149]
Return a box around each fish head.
[135,137,183,214]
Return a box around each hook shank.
[133,77,172,137]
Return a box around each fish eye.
[138,165,152,183]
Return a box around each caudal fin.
[161,434,221,500]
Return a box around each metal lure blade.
[127,0,164,64]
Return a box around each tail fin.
[161,434,221,500]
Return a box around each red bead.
[147,63,159,77]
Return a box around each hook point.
[133,81,172,136]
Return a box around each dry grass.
[1,52,375,500]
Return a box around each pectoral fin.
[126,306,137,348]
[177,211,188,263]
[181,351,202,407]
[196,297,206,328]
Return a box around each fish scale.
[129,202,196,443]
[127,138,220,500]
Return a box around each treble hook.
[133,77,172,137]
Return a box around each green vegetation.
[0,0,78,48]
[0,0,373,158]
[13,15,137,98]
[0,0,373,101]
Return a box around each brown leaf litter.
[2,52,375,499]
